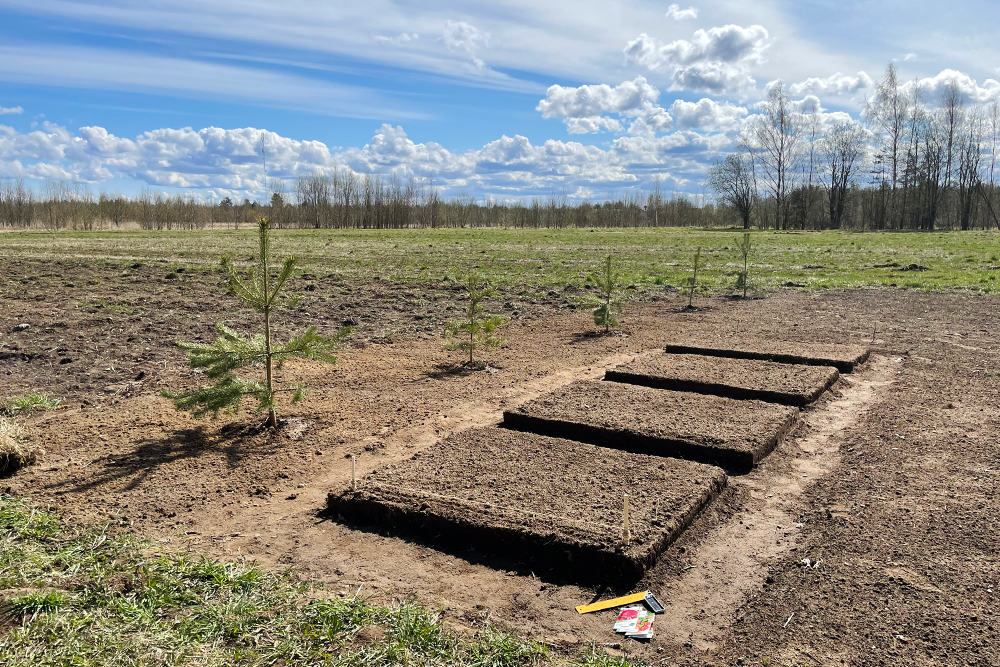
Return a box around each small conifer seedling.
[164,217,349,427]
[444,274,508,367]
[592,254,627,333]
[735,232,752,299]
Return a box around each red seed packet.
[613,606,643,633]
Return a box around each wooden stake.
[622,493,631,546]
[351,455,357,492]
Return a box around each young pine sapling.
[735,232,752,299]
[685,246,702,309]
[164,217,349,427]
[443,274,509,367]
[592,254,627,333]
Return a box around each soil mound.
[328,426,727,584]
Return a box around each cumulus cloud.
[669,98,747,130]
[665,4,698,20]
[443,20,489,70]
[789,72,873,97]
[906,69,1000,104]
[0,106,23,115]
[623,24,769,93]
[0,121,741,199]
[564,116,624,134]
[536,77,660,118]
[536,77,679,135]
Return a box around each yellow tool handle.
[575,591,648,614]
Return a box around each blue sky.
[1,0,999,202]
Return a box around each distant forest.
[1,65,998,232]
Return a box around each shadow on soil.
[44,424,285,495]
[568,329,630,344]
[418,361,503,380]
[314,507,640,594]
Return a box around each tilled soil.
[3,256,1000,666]
[665,339,871,372]
[504,380,799,471]
[606,353,840,406]
[328,427,727,583]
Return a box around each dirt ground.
[3,258,1000,666]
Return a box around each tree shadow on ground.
[568,329,630,345]
[45,423,286,496]
[418,361,503,380]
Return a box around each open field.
[2,227,1000,666]
[4,227,1000,294]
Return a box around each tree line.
[0,171,728,230]
[707,63,1000,231]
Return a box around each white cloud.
[565,116,625,134]
[665,4,698,21]
[623,24,770,93]
[0,106,23,115]
[669,98,747,129]
[374,33,419,45]
[536,77,660,118]
[0,121,741,199]
[789,72,873,97]
[536,77,679,136]
[906,69,1000,104]
[443,20,490,70]
[903,53,917,62]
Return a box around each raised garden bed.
[605,353,839,406]
[327,427,727,584]
[662,341,869,373]
[503,380,798,471]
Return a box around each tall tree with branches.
[749,82,800,229]
[706,152,756,229]
[165,217,349,427]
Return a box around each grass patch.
[3,227,1000,295]
[1,392,61,418]
[0,495,643,666]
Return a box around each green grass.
[4,227,1000,294]
[1,392,62,418]
[0,495,643,666]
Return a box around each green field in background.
[4,227,999,294]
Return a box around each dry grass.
[0,417,40,473]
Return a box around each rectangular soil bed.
[328,427,727,584]
[663,341,869,373]
[605,353,839,407]
[503,380,798,471]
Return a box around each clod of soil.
[327,426,727,584]
[503,380,798,472]
[663,341,870,372]
[605,353,839,406]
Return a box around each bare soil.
[606,353,840,406]
[328,426,727,584]
[664,340,871,372]
[504,380,799,471]
[3,257,1000,666]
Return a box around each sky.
[1,0,999,203]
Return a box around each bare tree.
[822,122,868,229]
[706,152,756,229]
[957,107,984,230]
[749,82,800,229]
[864,63,910,227]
